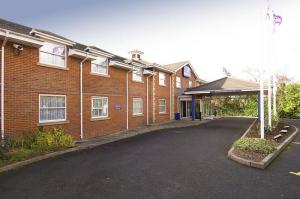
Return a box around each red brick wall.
[174,66,197,113]
[82,64,127,139]
[128,70,147,128]
[3,41,81,138]
[0,39,200,141]
[153,69,171,123]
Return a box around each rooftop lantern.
[129,49,144,61]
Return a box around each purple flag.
[273,13,282,25]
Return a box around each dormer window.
[132,67,143,82]
[91,57,108,75]
[39,41,66,67]
[159,72,166,86]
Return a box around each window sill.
[90,72,110,78]
[159,84,166,87]
[132,114,144,117]
[159,112,168,115]
[37,62,69,71]
[132,80,144,84]
[37,120,69,126]
[91,117,111,121]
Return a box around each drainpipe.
[80,55,88,140]
[1,32,8,144]
[146,73,154,125]
[169,75,172,120]
[126,67,134,130]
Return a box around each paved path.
[0,118,299,199]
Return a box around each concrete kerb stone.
[228,122,299,169]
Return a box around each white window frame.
[39,41,67,68]
[39,94,67,123]
[132,68,143,82]
[91,96,109,119]
[132,98,143,116]
[159,72,166,86]
[159,99,167,114]
[176,77,181,88]
[91,57,109,76]
[189,80,193,88]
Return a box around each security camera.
[13,44,24,51]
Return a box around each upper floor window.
[39,94,66,123]
[91,57,108,75]
[159,72,166,86]
[39,42,66,67]
[133,67,143,82]
[189,80,193,88]
[176,77,181,88]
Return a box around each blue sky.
[1,0,299,82]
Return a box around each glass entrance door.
[180,100,191,118]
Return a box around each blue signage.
[114,103,122,110]
[182,65,192,77]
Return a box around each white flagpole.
[260,3,266,139]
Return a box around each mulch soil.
[232,121,296,162]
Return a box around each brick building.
[0,19,205,140]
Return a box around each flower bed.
[0,128,75,167]
[231,120,296,163]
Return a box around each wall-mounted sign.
[182,65,192,77]
[114,103,122,110]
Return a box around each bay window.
[132,68,143,82]
[39,42,66,67]
[91,57,108,75]
[159,72,166,86]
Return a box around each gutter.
[1,31,8,144]
[80,54,88,140]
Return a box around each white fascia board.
[0,28,44,47]
[68,49,97,60]
[30,29,76,46]
[109,61,132,70]
[184,91,211,95]
[149,64,174,74]
[84,47,113,58]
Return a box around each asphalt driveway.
[0,117,299,199]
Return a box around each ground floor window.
[39,94,66,123]
[133,98,143,115]
[159,99,167,113]
[92,96,108,118]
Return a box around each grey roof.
[162,61,189,72]
[185,77,262,95]
[0,18,111,56]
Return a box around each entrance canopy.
[183,77,267,121]
[184,77,264,96]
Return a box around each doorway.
[180,100,191,118]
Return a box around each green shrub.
[233,138,276,154]
[0,146,8,161]
[31,128,75,151]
